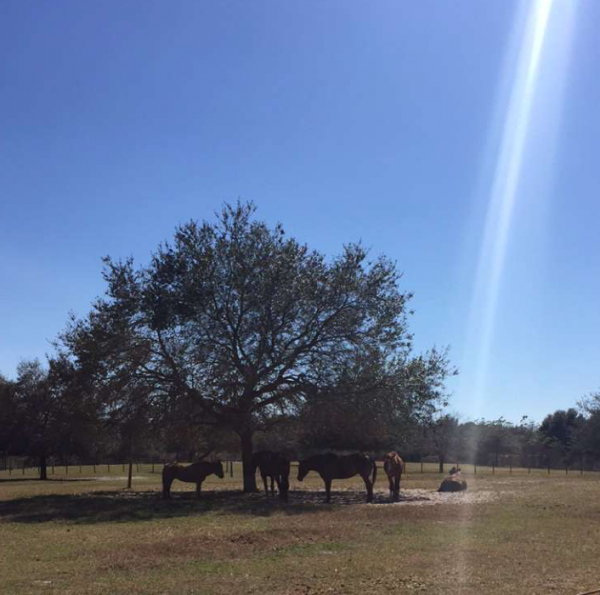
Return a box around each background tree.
[479,418,517,468]
[578,390,600,467]
[8,358,101,479]
[12,360,56,479]
[296,347,453,454]
[62,202,455,491]
[0,375,18,466]
[425,414,460,473]
[512,416,544,468]
[539,408,584,467]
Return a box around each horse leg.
[274,476,281,496]
[388,474,394,500]
[270,476,275,496]
[324,477,332,503]
[394,474,400,501]
[277,475,289,502]
[362,473,373,503]
[162,477,173,499]
[262,473,269,497]
[196,481,202,498]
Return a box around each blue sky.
[1,0,598,423]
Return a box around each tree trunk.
[239,429,258,493]
[39,454,48,480]
[438,455,445,474]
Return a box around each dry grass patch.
[97,522,354,572]
[1,470,599,594]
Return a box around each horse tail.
[251,452,260,474]
[371,458,377,485]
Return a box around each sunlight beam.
[464,0,575,420]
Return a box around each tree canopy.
[61,202,455,490]
[539,408,584,465]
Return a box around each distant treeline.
[1,203,598,480]
[2,359,599,475]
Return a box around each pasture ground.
[0,463,599,595]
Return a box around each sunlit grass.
[1,463,599,594]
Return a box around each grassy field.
[1,463,599,595]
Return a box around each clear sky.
[1,0,598,424]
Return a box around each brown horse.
[252,450,291,501]
[162,460,224,499]
[383,451,405,501]
[297,453,377,503]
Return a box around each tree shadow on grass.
[0,489,330,525]
[288,489,431,506]
[0,487,433,525]
[0,477,94,484]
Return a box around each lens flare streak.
[458,1,576,588]
[468,0,553,414]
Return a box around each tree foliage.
[539,408,584,464]
[61,202,455,490]
[3,359,98,478]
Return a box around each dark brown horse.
[383,451,405,501]
[252,450,291,501]
[162,460,224,499]
[297,453,377,503]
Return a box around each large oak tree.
[63,202,453,491]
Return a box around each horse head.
[297,460,309,481]
[214,460,225,479]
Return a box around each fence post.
[230,461,233,478]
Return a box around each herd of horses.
[162,450,406,503]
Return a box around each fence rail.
[0,460,597,478]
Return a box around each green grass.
[1,464,599,594]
